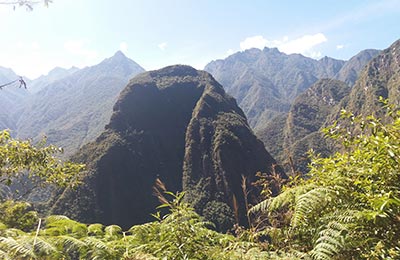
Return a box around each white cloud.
[119,42,128,53]
[239,33,327,58]
[64,39,98,61]
[336,44,344,49]
[239,35,268,50]
[158,42,167,51]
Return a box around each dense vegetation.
[1,98,399,259]
[251,100,400,259]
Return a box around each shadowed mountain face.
[52,65,279,230]
[16,51,144,156]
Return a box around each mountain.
[261,40,395,174]
[344,40,400,116]
[335,49,380,86]
[28,66,80,93]
[0,67,29,131]
[16,51,145,156]
[204,48,379,133]
[283,79,350,172]
[204,48,345,132]
[51,65,279,230]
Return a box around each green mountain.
[16,51,144,156]
[204,48,345,132]
[51,65,279,230]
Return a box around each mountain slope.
[0,67,29,131]
[334,49,380,86]
[258,79,350,173]
[16,51,145,156]
[344,40,400,116]
[283,79,350,173]
[28,66,80,93]
[205,48,345,132]
[51,65,279,230]
[261,40,395,174]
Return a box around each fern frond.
[250,183,316,214]
[31,236,59,256]
[104,225,122,240]
[310,221,347,260]
[46,215,71,223]
[292,187,336,227]
[50,234,87,255]
[0,236,36,258]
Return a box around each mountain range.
[0,51,144,156]
[205,48,379,131]
[205,47,380,170]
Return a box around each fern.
[292,187,337,227]
[250,183,315,214]
[0,236,36,258]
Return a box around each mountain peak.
[91,51,145,78]
[113,50,126,58]
[107,50,129,63]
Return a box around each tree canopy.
[0,130,84,189]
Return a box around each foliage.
[251,100,400,259]
[0,190,296,259]
[0,130,84,189]
[0,200,38,231]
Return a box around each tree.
[0,130,84,190]
[251,99,400,259]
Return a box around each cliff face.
[52,65,278,230]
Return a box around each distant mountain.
[0,67,29,131]
[261,40,395,174]
[51,65,280,230]
[29,66,80,93]
[204,48,379,132]
[335,49,380,86]
[204,48,345,132]
[16,51,145,156]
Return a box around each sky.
[0,0,399,79]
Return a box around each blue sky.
[0,0,399,79]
